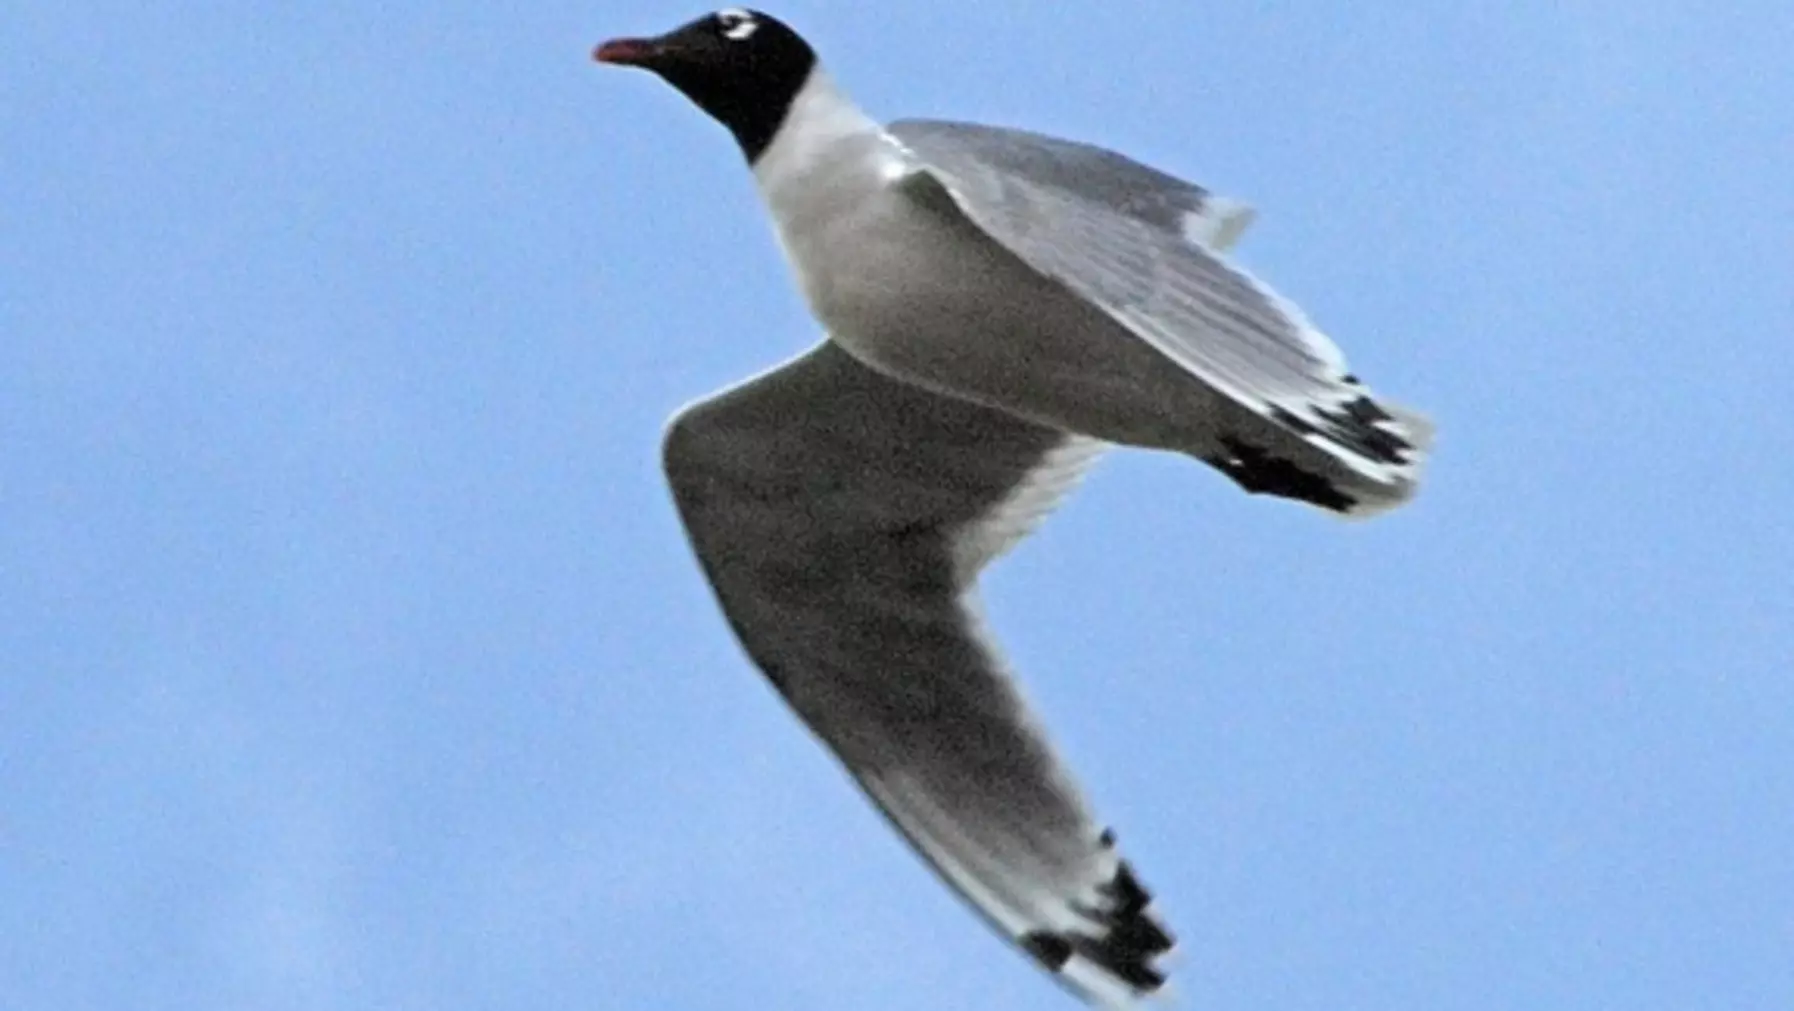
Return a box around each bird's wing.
[887,118,1432,500]
[886,119,1255,251]
[664,340,1172,1006]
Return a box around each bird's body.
[755,73,1236,455]
[595,9,1434,1006]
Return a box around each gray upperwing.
[888,118,1254,248]
[887,119,1432,497]
[662,340,1173,1005]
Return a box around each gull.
[595,8,1432,1005]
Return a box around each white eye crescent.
[717,8,758,41]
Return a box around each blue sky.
[5,2,1791,1009]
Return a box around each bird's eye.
[715,8,758,41]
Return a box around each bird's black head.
[594,9,817,163]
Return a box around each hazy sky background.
[5,2,1791,1009]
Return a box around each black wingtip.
[1020,930,1075,971]
[1019,858,1175,994]
[1082,860,1174,989]
[1267,384,1424,470]
[1210,435,1357,512]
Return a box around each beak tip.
[593,38,653,66]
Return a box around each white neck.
[751,68,885,202]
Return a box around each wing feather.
[664,341,1171,1004]
[888,118,1432,494]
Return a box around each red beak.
[593,37,660,66]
